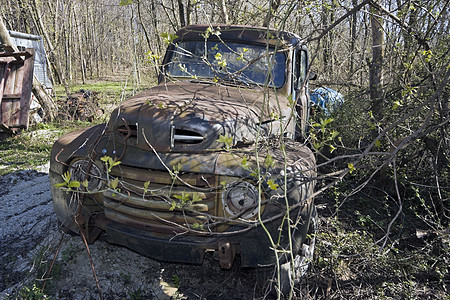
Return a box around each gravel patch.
[0,168,266,299]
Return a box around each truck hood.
[107,81,292,152]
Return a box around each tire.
[50,158,103,234]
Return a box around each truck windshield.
[166,41,286,88]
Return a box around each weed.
[61,243,78,263]
[171,274,180,287]
[120,272,132,283]
[128,288,144,300]
[16,283,49,299]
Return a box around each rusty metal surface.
[106,81,294,153]
[174,24,302,48]
[50,113,315,267]
[0,49,34,134]
[49,25,317,268]
[218,241,236,269]
[104,197,208,223]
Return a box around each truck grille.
[104,165,218,232]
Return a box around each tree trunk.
[30,0,64,85]
[74,5,86,84]
[32,76,58,121]
[0,16,17,52]
[150,0,162,54]
[177,0,186,27]
[18,0,32,34]
[219,0,229,24]
[263,0,280,27]
[369,1,384,118]
[350,0,358,74]
[186,0,191,26]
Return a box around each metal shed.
[0,49,35,134]
[8,31,52,88]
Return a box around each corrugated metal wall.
[8,31,52,88]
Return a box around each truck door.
[293,48,309,138]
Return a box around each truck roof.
[174,24,303,48]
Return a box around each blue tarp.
[310,87,344,114]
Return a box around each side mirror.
[308,72,317,81]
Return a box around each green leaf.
[287,94,294,108]
[267,179,279,191]
[348,163,355,174]
[67,181,80,189]
[146,50,161,62]
[110,177,119,189]
[111,160,121,167]
[330,130,339,139]
[241,156,249,170]
[329,145,337,153]
[171,162,182,178]
[218,59,227,68]
[101,156,121,172]
[119,0,133,5]
[191,193,201,203]
[61,171,71,183]
[174,192,190,204]
[392,100,402,109]
[54,182,67,188]
[264,153,275,168]
[202,26,221,39]
[192,223,204,230]
[217,134,233,149]
[144,181,150,190]
[81,180,89,188]
[160,32,178,45]
[156,102,166,109]
[220,181,227,189]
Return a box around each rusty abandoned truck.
[49,24,317,291]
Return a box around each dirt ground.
[1,165,447,300]
[0,166,278,300]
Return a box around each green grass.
[0,121,96,175]
[0,79,159,175]
[54,78,157,106]
[55,81,130,98]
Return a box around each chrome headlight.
[222,181,259,219]
[70,160,103,192]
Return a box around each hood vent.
[171,126,204,145]
[117,124,138,138]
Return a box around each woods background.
[0,0,448,298]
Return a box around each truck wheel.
[51,158,103,234]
